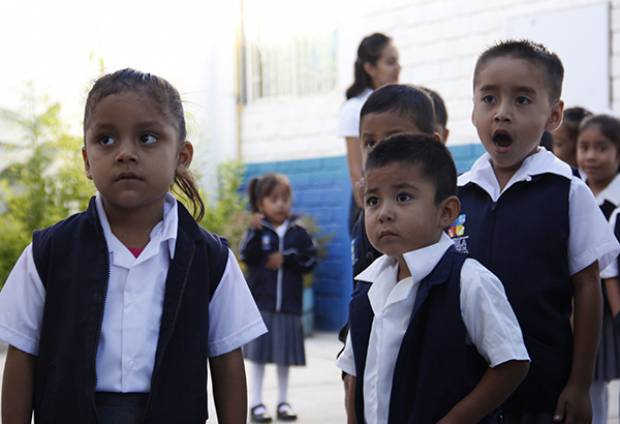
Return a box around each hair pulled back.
[84,68,205,221]
[345,33,391,100]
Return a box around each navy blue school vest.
[31,197,229,424]
[457,173,572,413]
[349,247,494,423]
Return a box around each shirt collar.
[356,233,454,286]
[95,192,178,261]
[458,147,573,201]
[593,173,620,206]
[356,234,454,313]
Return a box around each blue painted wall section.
[243,143,485,331]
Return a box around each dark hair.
[540,131,553,150]
[247,173,292,213]
[365,134,456,203]
[474,39,564,102]
[580,114,620,152]
[345,33,392,100]
[561,106,593,142]
[420,87,448,128]
[360,84,436,135]
[83,68,205,221]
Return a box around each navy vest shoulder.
[31,197,229,424]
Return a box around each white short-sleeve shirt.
[335,233,529,424]
[458,148,620,276]
[338,89,373,138]
[0,193,266,393]
[602,208,620,279]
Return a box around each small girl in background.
[0,69,266,424]
[577,114,620,423]
[553,106,592,167]
[240,173,318,423]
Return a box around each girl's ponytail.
[248,177,260,213]
[174,169,206,222]
[345,33,391,100]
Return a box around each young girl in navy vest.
[0,69,266,424]
[577,114,620,423]
[240,173,317,423]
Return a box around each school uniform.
[591,174,620,383]
[0,193,267,424]
[455,147,620,413]
[336,233,529,424]
[240,216,317,366]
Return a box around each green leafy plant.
[0,94,93,287]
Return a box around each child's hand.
[553,382,591,424]
[266,253,283,270]
[250,213,264,229]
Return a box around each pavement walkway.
[1,335,619,423]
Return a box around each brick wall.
[241,0,619,164]
[244,145,485,330]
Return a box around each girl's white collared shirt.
[0,193,266,393]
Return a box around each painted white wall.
[240,0,620,163]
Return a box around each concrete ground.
[1,335,619,423]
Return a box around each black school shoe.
[276,402,298,421]
[250,404,272,423]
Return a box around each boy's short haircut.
[365,134,456,203]
[474,39,564,102]
[420,87,448,129]
[360,84,436,135]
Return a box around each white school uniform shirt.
[601,208,620,279]
[335,233,529,424]
[0,193,267,393]
[338,89,373,138]
[590,174,620,279]
[458,147,620,276]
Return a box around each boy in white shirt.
[337,134,530,424]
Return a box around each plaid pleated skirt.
[244,311,306,366]
[594,293,620,381]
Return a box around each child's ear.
[438,195,461,228]
[176,141,194,173]
[82,146,93,180]
[442,128,450,144]
[545,99,564,132]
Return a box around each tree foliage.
[0,95,93,286]
[0,94,251,287]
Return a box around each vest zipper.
[92,240,110,420]
[276,233,284,312]
[142,243,196,422]
[488,201,498,268]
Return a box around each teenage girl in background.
[577,114,620,423]
[0,68,266,424]
[241,173,317,423]
[338,32,400,231]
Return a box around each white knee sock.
[590,379,608,424]
[250,362,266,408]
[277,365,290,404]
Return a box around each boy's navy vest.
[457,173,572,413]
[349,247,495,423]
[31,197,229,424]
